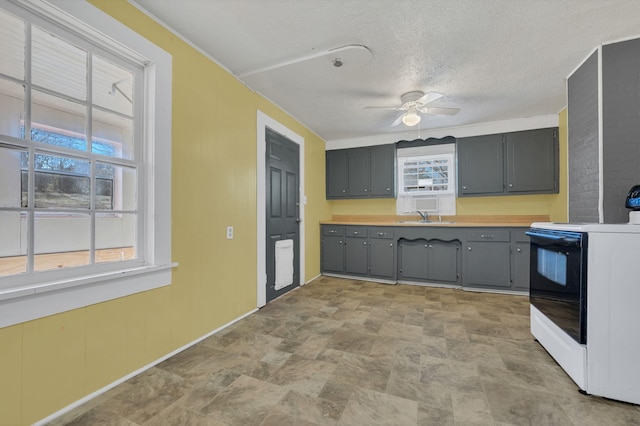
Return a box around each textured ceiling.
[131,0,640,142]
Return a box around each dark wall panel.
[568,51,600,223]
[602,39,640,223]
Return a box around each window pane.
[93,55,133,117]
[34,212,90,271]
[32,153,90,209]
[32,90,87,148]
[32,26,87,100]
[99,163,136,210]
[96,212,136,264]
[93,108,133,159]
[0,210,27,277]
[0,144,26,208]
[0,78,25,138]
[0,10,25,80]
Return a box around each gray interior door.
[265,128,300,302]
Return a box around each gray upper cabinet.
[326,150,348,198]
[326,144,396,199]
[369,144,396,197]
[458,134,504,195]
[457,128,558,197]
[347,147,370,197]
[506,128,558,193]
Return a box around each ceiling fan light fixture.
[402,111,421,126]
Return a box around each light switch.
[226,226,233,239]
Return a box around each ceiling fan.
[366,91,460,127]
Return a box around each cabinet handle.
[509,183,513,188]
[428,244,433,248]
[378,232,386,236]
[363,241,367,245]
[462,186,467,190]
[468,247,472,251]
[339,240,343,244]
[342,190,346,193]
[353,231,359,235]
[516,247,521,252]
[424,244,428,248]
[481,234,494,239]
[389,243,393,247]
[386,188,391,191]
[364,188,368,192]
[329,230,336,234]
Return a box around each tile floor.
[49,277,640,425]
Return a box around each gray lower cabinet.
[321,225,529,292]
[344,226,368,275]
[398,239,429,281]
[321,226,345,273]
[463,230,511,289]
[511,230,531,290]
[369,227,395,279]
[398,238,460,284]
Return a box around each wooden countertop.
[320,214,548,228]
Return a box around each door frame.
[257,110,305,307]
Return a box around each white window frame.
[398,153,456,195]
[0,0,174,328]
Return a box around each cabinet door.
[398,239,428,281]
[369,144,396,198]
[506,128,557,193]
[457,134,504,195]
[347,147,370,197]
[427,240,459,283]
[344,237,369,275]
[369,238,395,279]
[322,236,344,273]
[326,150,348,198]
[464,242,511,288]
[511,242,530,290]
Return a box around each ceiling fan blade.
[391,114,404,127]
[365,106,401,110]
[416,91,443,105]
[421,106,460,116]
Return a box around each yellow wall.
[0,1,331,424]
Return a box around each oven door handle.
[525,231,581,246]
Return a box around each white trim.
[33,306,258,426]
[325,114,559,150]
[0,0,174,327]
[256,111,305,307]
[597,46,604,223]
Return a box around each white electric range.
[528,221,640,405]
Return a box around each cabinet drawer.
[345,226,367,238]
[322,226,344,236]
[369,227,394,239]
[466,230,510,242]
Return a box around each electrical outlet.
[226,226,233,239]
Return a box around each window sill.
[0,262,177,328]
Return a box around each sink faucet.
[416,211,429,222]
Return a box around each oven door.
[526,229,588,344]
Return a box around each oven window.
[538,248,567,286]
